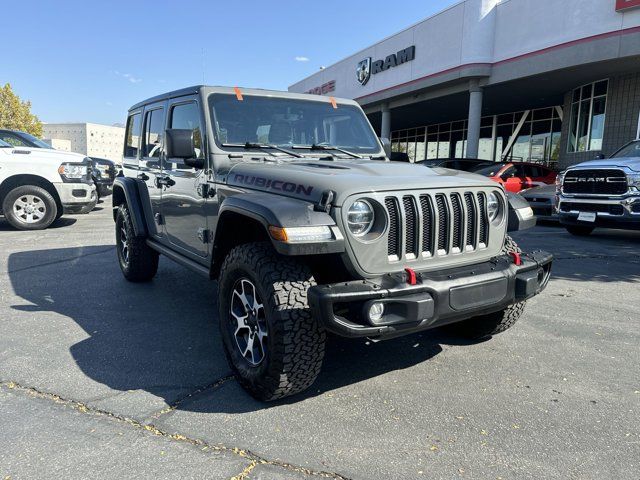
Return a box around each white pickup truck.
[0,139,96,230]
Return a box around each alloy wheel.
[230,278,268,366]
[13,194,46,224]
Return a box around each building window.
[568,80,608,153]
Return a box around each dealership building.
[289,0,640,169]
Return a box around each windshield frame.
[207,93,383,158]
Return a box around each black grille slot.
[435,194,449,253]
[385,197,400,258]
[464,192,476,249]
[419,195,434,256]
[450,194,463,252]
[403,196,418,256]
[477,193,488,245]
[563,169,628,195]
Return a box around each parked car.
[557,140,640,235]
[424,158,494,171]
[521,184,558,222]
[0,139,96,229]
[89,157,117,200]
[470,162,557,193]
[0,129,52,149]
[0,129,116,203]
[112,85,552,401]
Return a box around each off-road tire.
[565,225,594,237]
[218,242,326,401]
[445,235,526,339]
[2,185,58,231]
[115,204,159,282]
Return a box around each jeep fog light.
[268,225,332,243]
[368,302,385,322]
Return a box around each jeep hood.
[226,158,499,206]
[571,157,640,172]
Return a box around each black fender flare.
[507,191,537,232]
[217,192,345,255]
[112,177,155,237]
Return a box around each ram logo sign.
[616,0,640,11]
[356,46,416,86]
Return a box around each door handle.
[137,172,149,181]
[156,175,175,187]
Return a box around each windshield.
[19,131,51,148]
[0,139,12,147]
[470,163,507,177]
[611,141,640,159]
[209,94,380,155]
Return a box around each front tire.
[445,235,526,339]
[115,204,159,282]
[218,242,326,401]
[565,225,594,236]
[2,185,58,230]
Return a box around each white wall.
[289,0,640,102]
[42,123,124,162]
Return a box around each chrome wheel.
[13,194,47,224]
[120,225,130,264]
[230,278,268,366]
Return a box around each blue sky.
[3,0,453,125]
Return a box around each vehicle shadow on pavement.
[0,216,77,231]
[7,246,474,411]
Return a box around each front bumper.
[308,251,553,340]
[54,182,97,209]
[558,196,640,230]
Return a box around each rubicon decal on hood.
[233,174,314,196]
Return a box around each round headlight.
[487,192,501,222]
[347,199,374,236]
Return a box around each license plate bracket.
[578,211,597,222]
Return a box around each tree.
[0,83,43,137]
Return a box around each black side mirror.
[595,153,605,160]
[165,129,204,169]
[380,137,391,158]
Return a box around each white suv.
[0,139,96,230]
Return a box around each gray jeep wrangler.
[113,86,552,401]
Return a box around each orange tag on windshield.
[234,87,244,101]
[329,96,337,109]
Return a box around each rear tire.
[565,225,594,236]
[218,242,326,401]
[2,185,58,231]
[445,235,526,339]
[115,204,159,282]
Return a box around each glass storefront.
[391,106,563,166]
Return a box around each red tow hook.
[510,252,522,266]
[404,267,417,285]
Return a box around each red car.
[470,162,557,193]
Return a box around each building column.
[381,103,391,140]
[466,80,483,159]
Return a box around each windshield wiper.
[292,143,363,159]
[222,142,303,158]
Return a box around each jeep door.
[161,98,210,258]
[139,103,168,236]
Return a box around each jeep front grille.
[384,191,489,262]
[563,169,628,195]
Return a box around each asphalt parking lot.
[1,206,638,480]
